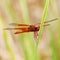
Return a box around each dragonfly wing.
[14,31,23,34]
[14,29,29,34]
[4,28,28,30]
[9,23,17,26]
[44,24,50,26]
[44,18,58,23]
[9,23,30,26]
[36,18,58,25]
[4,27,29,34]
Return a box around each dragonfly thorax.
[29,25,40,32]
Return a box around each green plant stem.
[36,0,49,48]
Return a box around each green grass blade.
[36,0,49,47]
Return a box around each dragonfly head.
[34,25,40,31]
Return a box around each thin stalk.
[36,0,49,47]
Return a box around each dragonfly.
[5,18,58,38]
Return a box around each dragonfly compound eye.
[35,25,40,31]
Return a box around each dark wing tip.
[9,23,17,26]
[3,28,14,30]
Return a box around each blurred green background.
[0,0,60,60]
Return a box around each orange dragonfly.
[5,18,57,35]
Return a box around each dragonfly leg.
[34,31,38,41]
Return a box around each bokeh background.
[0,0,60,60]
